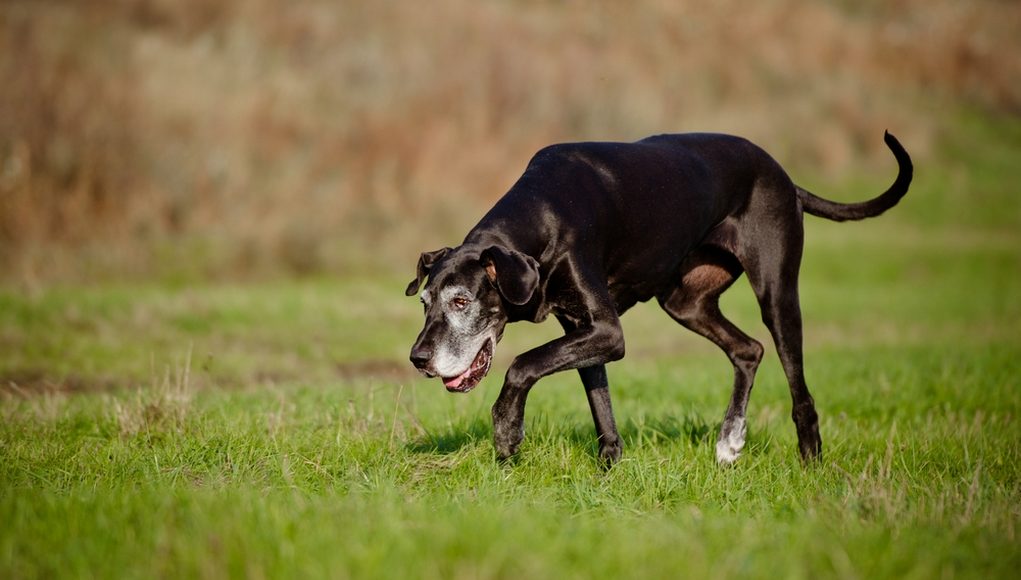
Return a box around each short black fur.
[407,131,912,466]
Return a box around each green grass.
[3,115,1021,578]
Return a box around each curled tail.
[797,131,913,222]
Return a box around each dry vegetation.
[1,0,1019,282]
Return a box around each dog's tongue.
[443,369,469,389]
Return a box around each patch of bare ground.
[334,359,417,383]
[1,369,123,397]
[0,358,416,398]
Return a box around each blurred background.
[1,0,1019,286]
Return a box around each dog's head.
[405,244,539,392]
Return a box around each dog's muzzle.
[440,339,494,393]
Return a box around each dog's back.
[469,134,792,303]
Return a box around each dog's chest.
[603,246,691,313]
[607,276,668,313]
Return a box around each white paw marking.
[716,417,746,465]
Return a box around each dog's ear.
[480,246,540,306]
[405,247,450,296]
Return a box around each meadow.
[3,111,1020,577]
[3,0,1021,578]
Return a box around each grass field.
[3,114,1021,577]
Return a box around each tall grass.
[2,272,1019,577]
[2,0,1019,282]
[2,4,1019,576]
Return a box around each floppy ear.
[405,247,451,296]
[480,245,540,306]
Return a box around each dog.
[406,131,912,466]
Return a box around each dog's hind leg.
[738,199,822,462]
[658,246,764,465]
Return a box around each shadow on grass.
[561,412,717,452]
[405,412,719,458]
[405,416,492,455]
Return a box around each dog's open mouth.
[441,339,493,393]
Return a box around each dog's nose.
[410,346,432,369]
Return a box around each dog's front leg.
[579,366,622,466]
[492,319,624,460]
[557,317,621,466]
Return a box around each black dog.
[407,131,912,466]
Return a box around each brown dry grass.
[1,0,1019,283]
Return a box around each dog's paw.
[492,420,525,462]
[715,418,746,466]
[797,431,822,464]
[716,439,742,465]
[494,440,520,461]
[598,440,622,468]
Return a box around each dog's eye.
[450,296,470,311]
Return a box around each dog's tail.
[796,131,913,222]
